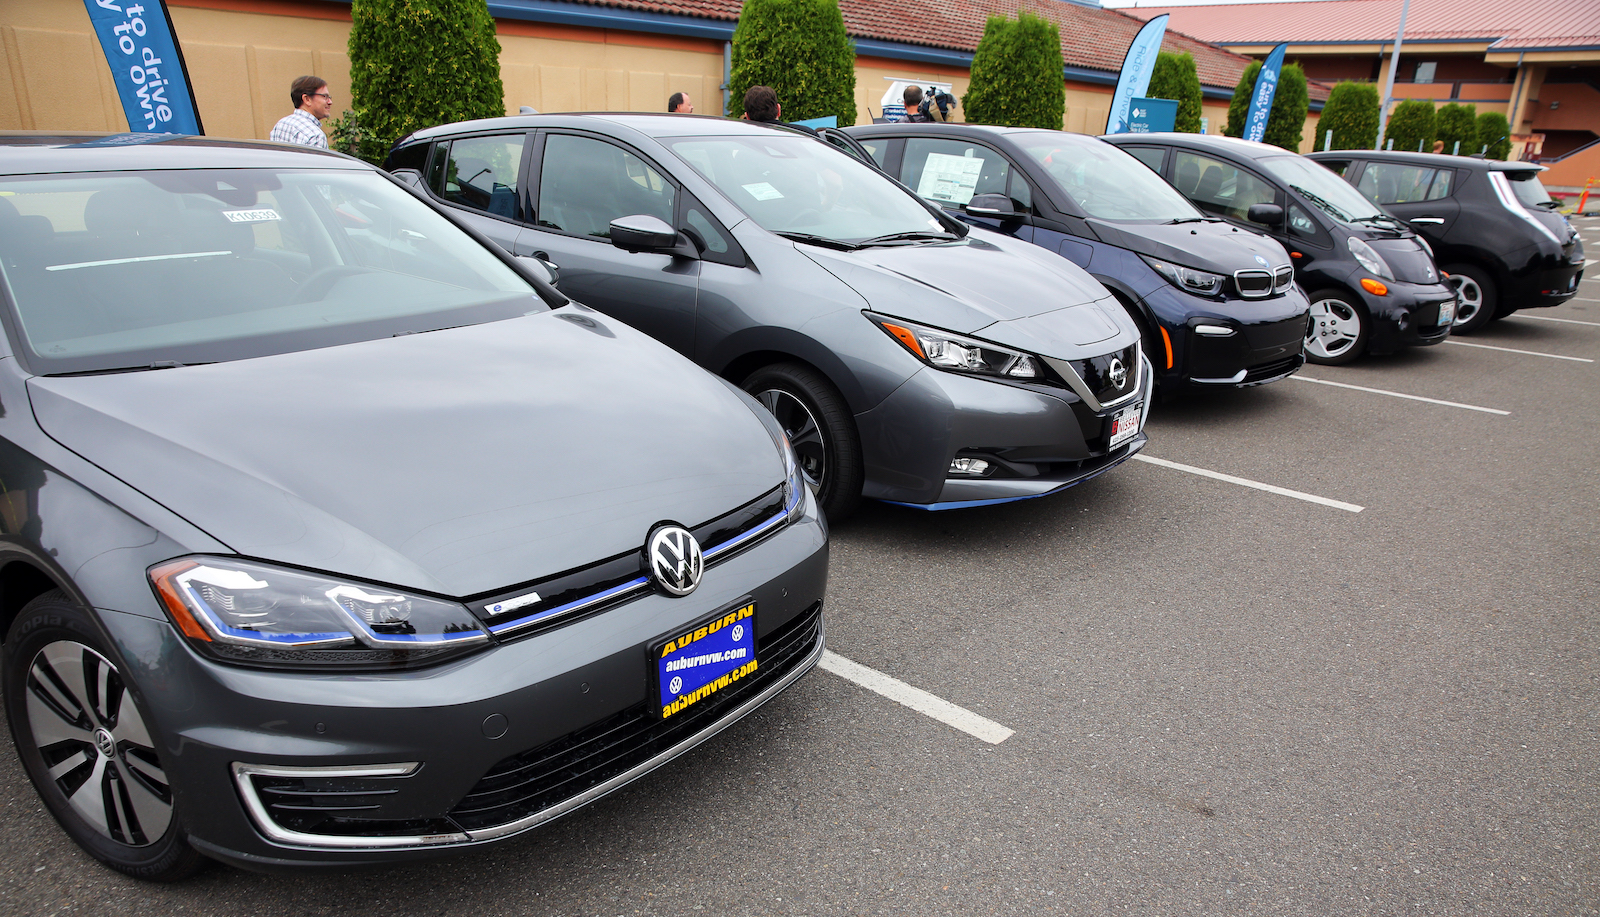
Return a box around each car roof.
[0,132,368,175]
[846,123,1021,137]
[399,112,814,144]
[1305,148,1546,174]
[1099,132,1294,162]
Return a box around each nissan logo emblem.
[647,525,703,597]
[1108,357,1128,390]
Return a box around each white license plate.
[1438,298,1456,325]
[1109,403,1143,450]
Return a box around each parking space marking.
[1292,375,1509,415]
[819,651,1014,745]
[1514,313,1600,327]
[1567,296,1600,303]
[1444,340,1595,363]
[1132,454,1365,513]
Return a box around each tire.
[1303,289,1369,365]
[4,591,207,881]
[1442,264,1497,334]
[741,363,863,523]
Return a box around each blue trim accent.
[487,576,650,635]
[878,441,1144,511]
[179,579,351,647]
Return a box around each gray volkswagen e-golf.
[0,134,826,879]
[386,114,1153,521]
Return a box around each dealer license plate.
[1438,298,1456,325]
[1108,403,1143,450]
[655,602,758,719]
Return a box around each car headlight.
[1141,256,1224,297]
[777,431,807,522]
[867,313,1041,379]
[151,557,488,668]
[1347,236,1395,280]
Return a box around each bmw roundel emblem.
[1254,254,1270,267]
[647,524,703,597]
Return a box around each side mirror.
[1247,203,1285,227]
[515,255,557,285]
[609,214,697,258]
[389,168,424,188]
[966,193,1019,219]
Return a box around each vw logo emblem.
[647,524,703,597]
[1107,357,1128,390]
[1254,254,1269,267]
[93,728,116,759]
[669,675,683,695]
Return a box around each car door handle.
[1409,217,1444,224]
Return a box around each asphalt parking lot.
[2,226,1596,916]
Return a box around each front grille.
[1234,269,1273,298]
[243,771,461,840]
[447,601,823,833]
[1241,354,1303,385]
[1273,266,1295,293]
[1062,344,1140,408]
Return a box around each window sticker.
[222,208,283,223]
[916,152,983,205]
[741,182,784,201]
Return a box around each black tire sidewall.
[1305,289,1369,366]
[1442,264,1498,332]
[741,363,863,522]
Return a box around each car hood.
[28,311,781,597]
[798,230,1119,347]
[1364,234,1439,285]
[1087,218,1292,272]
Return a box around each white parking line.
[1567,296,1600,303]
[1292,375,1509,415]
[1444,340,1595,363]
[1132,454,1365,513]
[1515,313,1600,327]
[819,651,1014,745]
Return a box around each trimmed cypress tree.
[961,13,1065,129]
[728,0,856,126]
[1225,60,1309,151]
[1147,51,1203,133]
[1476,111,1512,159]
[1434,102,1477,155]
[345,0,504,163]
[1385,99,1436,153]
[1312,81,1379,151]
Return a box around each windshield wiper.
[773,231,860,251]
[855,230,961,246]
[1353,214,1406,229]
[1166,216,1213,225]
[50,360,211,376]
[1290,185,1357,223]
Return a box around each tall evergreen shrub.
[1312,81,1380,151]
[1476,111,1511,159]
[345,0,504,163]
[961,13,1065,129]
[1385,99,1435,153]
[1225,61,1309,151]
[1434,102,1477,155]
[1147,51,1203,133]
[728,0,856,125]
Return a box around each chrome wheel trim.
[755,388,826,495]
[1305,297,1362,359]
[25,641,172,847]
[1447,274,1483,327]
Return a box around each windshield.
[1504,170,1557,208]
[0,169,535,374]
[1260,155,1389,225]
[1013,132,1201,221]
[667,134,949,244]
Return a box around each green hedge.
[345,0,504,163]
[1476,111,1512,159]
[1434,102,1477,155]
[1385,99,1435,153]
[1147,51,1203,133]
[961,13,1065,129]
[728,0,856,125]
[1312,81,1379,151]
[1225,61,1309,151]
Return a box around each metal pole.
[1374,0,1412,150]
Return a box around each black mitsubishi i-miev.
[0,134,826,879]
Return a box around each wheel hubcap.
[1448,275,1482,326]
[755,389,826,495]
[1305,298,1361,359]
[25,641,172,847]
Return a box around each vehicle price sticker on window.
[741,182,784,201]
[916,152,982,205]
[221,208,282,223]
[656,603,757,719]
[1108,403,1143,450]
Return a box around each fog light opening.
[948,457,992,476]
[1396,310,1412,331]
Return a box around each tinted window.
[1504,170,1555,209]
[1015,133,1199,221]
[1258,154,1388,225]
[1288,203,1317,236]
[1356,163,1441,205]
[1172,151,1277,222]
[431,134,526,220]
[1123,146,1166,174]
[538,134,676,238]
[1317,159,1351,176]
[858,138,889,168]
[901,138,1014,209]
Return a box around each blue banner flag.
[80,0,203,135]
[1242,44,1287,144]
[1105,14,1169,135]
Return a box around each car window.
[901,138,1014,209]
[1123,146,1166,174]
[1014,132,1199,221]
[1258,154,1388,225]
[858,138,889,168]
[1502,170,1555,208]
[1171,151,1277,222]
[429,134,526,220]
[1318,159,1352,176]
[537,134,676,238]
[1288,203,1316,236]
[1355,163,1439,205]
[1426,169,1453,200]
[681,193,731,256]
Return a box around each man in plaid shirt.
[270,76,332,149]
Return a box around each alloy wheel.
[755,388,826,495]
[1447,274,1483,327]
[1305,296,1363,361]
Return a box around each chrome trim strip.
[1044,347,1144,413]
[231,762,471,849]
[486,577,650,636]
[1191,369,1249,384]
[1234,269,1273,299]
[703,504,788,561]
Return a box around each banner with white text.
[81,0,203,135]
[1242,44,1287,144]
[1105,15,1169,135]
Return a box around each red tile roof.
[1127,0,1600,52]
[559,0,1271,91]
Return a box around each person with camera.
[903,85,934,123]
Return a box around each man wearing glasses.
[270,76,333,149]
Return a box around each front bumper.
[96,505,829,871]
[857,354,1154,509]
[1142,285,1310,388]
[1359,279,1456,355]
